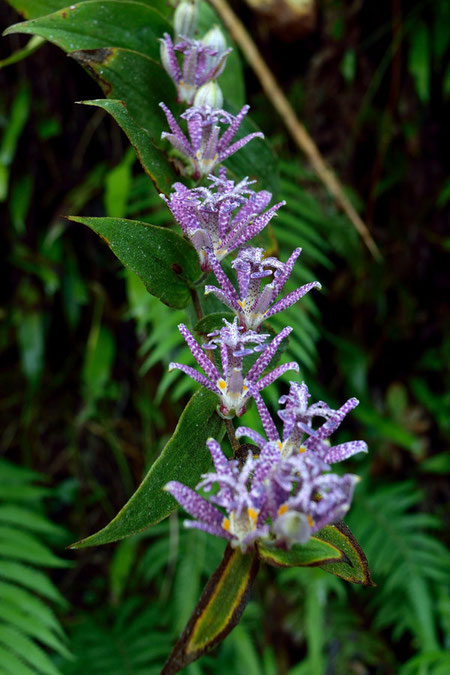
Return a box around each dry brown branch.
[207,0,381,260]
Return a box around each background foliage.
[1,0,449,673]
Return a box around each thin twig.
[207,0,381,260]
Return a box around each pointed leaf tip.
[161,545,259,674]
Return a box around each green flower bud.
[174,0,198,40]
[202,24,227,54]
[194,81,224,109]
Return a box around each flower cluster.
[157,2,367,553]
[161,169,283,269]
[169,318,298,418]
[161,0,231,106]
[160,104,263,179]
[206,246,322,329]
[166,431,360,552]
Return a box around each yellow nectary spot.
[307,514,314,528]
[196,151,201,159]
[214,153,218,160]
[242,385,248,393]
[179,79,184,85]
[299,446,307,454]
[218,379,227,391]
[222,517,230,532]
[248,507,258,523]
[278,504,289,516]
[278,441,282,450]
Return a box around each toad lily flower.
[159,103,264,178]
[168,318,299,417]
[236,381,368,462]
[165,437,360,552]
[161,170,284,270]
[205,246,321,330]
[160,33,231,104]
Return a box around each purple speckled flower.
[205,246,321,330]
[160,33,231,104]
[159,103,264,178]
[236,381,368,463]
[161,170,284,270]
[165,437,360,551]
[168,317,298,417]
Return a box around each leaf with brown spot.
[4,1,171,61]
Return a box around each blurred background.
[1,0,449,673]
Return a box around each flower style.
[236,381,368,462]
[168,318,299,417]
[159,103,264,178]
[161,170,284,269]
[160,32,231,104]
[165,437,360,552]
[205,246,321,330]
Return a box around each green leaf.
[256,537,344,568]
[408,21,430,103]
[314,521,374,586]
[0,505,67,537]
[162,545,259,673]
[81,99,177,196]
[82,323,116,401]
[0,526,70,568]
[0,562,66,606]
[71,47,176,135]
[0,624,61,675]
[104,147,134,217]
[420,452,450,474]
[0,35,45,70]
[16,312,45,386]
[4,0,172,20]
[0,644,35,675]
[0,601,71,658]
[71,389,225,548]
[4,1,171,61]
[0,85,30,201]
[69,216,201,309]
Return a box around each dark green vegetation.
[1,0,449,673]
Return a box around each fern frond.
[0,460,70,674]
[348,480,450,652]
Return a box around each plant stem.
[225,418,240,456]
[190,287,204,322]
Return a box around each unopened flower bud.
[202,24,227,54]
[194,81,224,108]
[174,0,198,40]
